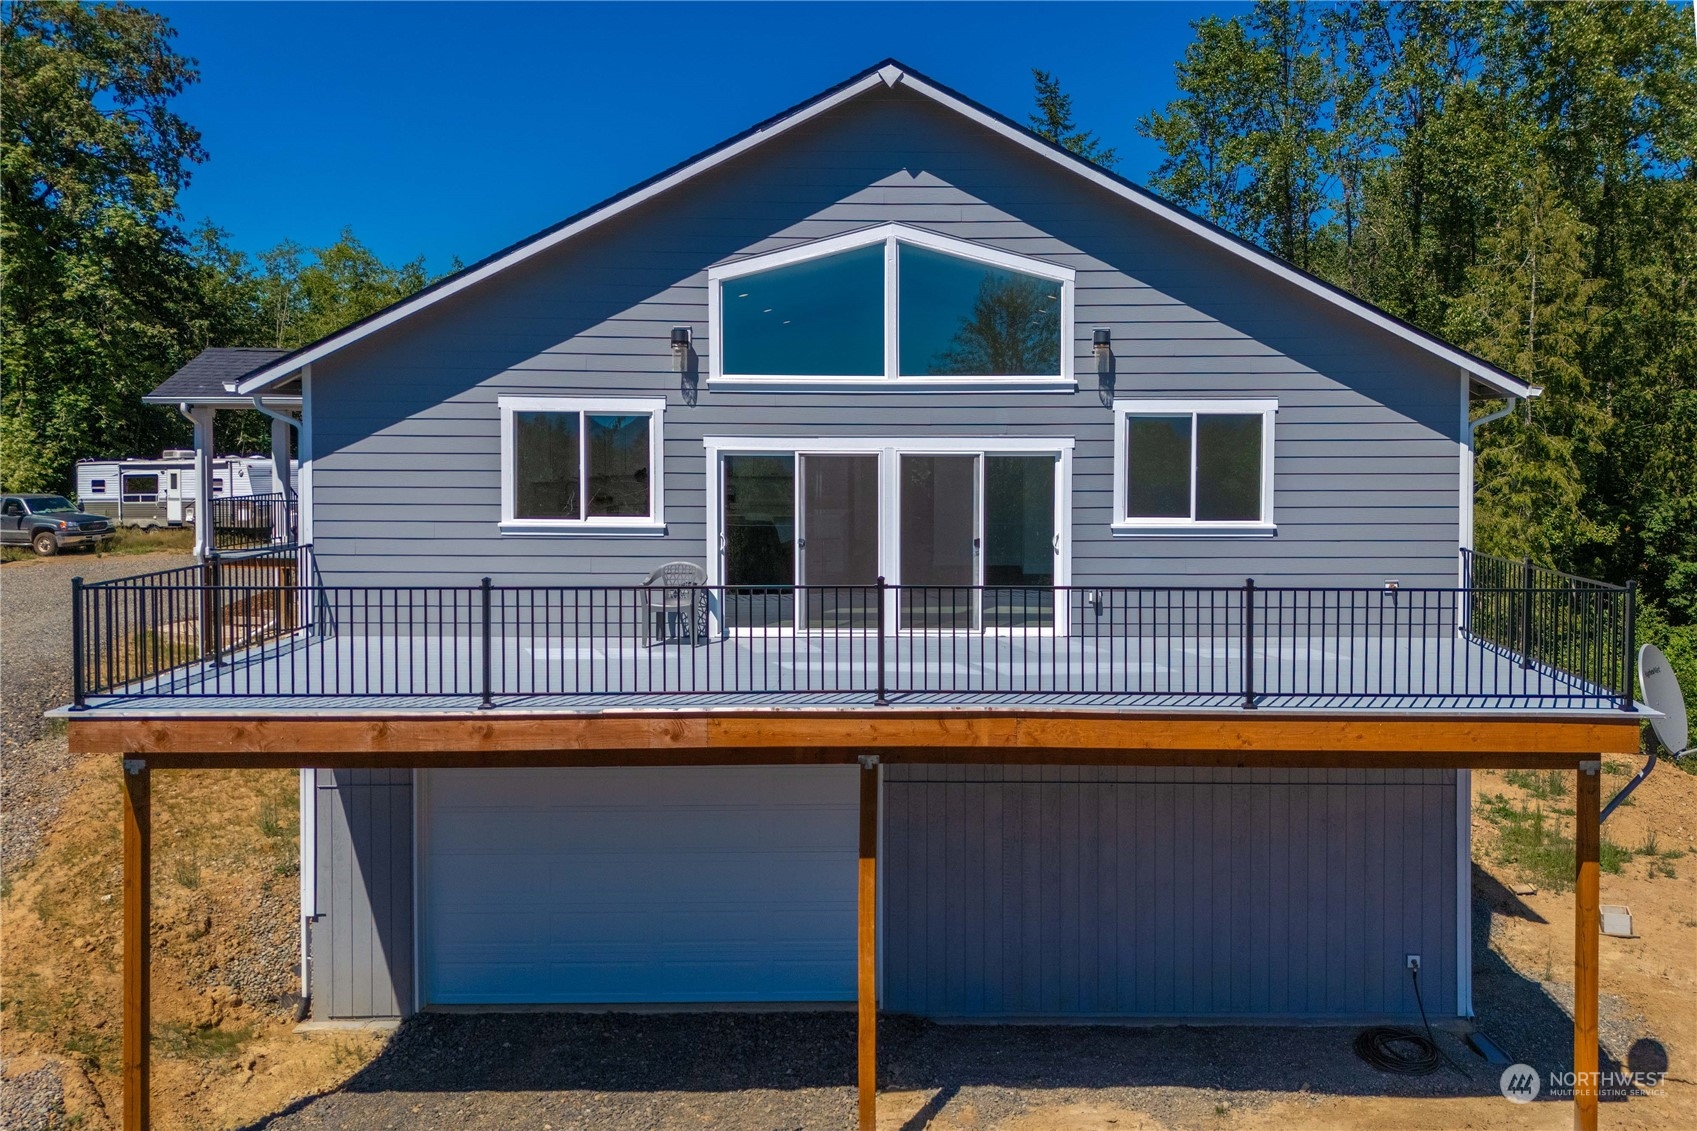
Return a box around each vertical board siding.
[308,87,1461,590]
[310,769,414,1019]
[884,765,1456,1021]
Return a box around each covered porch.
[139,346,303,558]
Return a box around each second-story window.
[1112,399,1277,533]
[499,396,666,533]
[709,223,1075,389]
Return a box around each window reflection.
[515,411,580,520]
[899,245,1061,377]
[585,415,649,518]
[721,245,883,376]
[1126,416,1192,519]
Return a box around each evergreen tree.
[0,1,242,491]
[1030,69,1118,168]
[1137,0,1697,696]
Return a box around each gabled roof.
[145,347,297,407]
[231,59,1535,402]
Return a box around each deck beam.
[67,711,1641,765]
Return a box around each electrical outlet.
[1406,954,1422,973]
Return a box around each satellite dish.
[1639,644,1690,757]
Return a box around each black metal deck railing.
[210,492,296,551]
[70,548,1636,710]
[1460,548,1635,697]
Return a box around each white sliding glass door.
[900,454,979,629]
[800,454,880,628]
[710,439,1070,634]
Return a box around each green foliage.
[2,4,436,489]
[0,1,240,493]
[1140,0,1697,726]
[1478,792,1634,891]
[1503,768,1567,801]
[1029,70,1117,168]
[153,1019,252,1061]
[211,228,434,451]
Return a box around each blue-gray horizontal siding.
[309,87,1461,589]
[882,765,1458,1021]
[310,769,414,1020]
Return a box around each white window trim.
[703,435,1073,634]
[498,395,666,535]
[1111,398,1277,536]
[706,223,1077,393]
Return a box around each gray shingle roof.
[143,348,293,403]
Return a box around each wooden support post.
[857,754,878,1131]
[1574,760,1600,1131]
[122,758,151,1131]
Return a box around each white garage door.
[421,766,859,1005]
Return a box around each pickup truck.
[1,494,114,556]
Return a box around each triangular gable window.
[708,224,1075,390]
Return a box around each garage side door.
[422,766,858,1005]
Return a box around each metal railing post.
[1621,581,1637,711]
[71,576,86,709]
[1520,555,1534,669]
[1242,577,1257,709]
[875,576,889,706]
[207,551,224,667]
[480,576,494,709]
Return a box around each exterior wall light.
[1092,328,1112,376]
[670,326,692,373]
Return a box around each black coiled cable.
[1353,1025,1443,1075]
[1352,968,1461,1076]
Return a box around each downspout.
[251,396,301,506]
[177,402,216,562]
[1455,385,1523,1021]
[1466,397,1519,445]
[249,396,300,431]
[262,396,311,1017]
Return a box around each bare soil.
[4,555,1692,1128]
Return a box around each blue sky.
[162,2,1243,274]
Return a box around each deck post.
[1573,760,1600,1131]
[874,577,889,707]
[1520,556,1535,669]
[122,757,151,1131]
[857,753,879,1131]
[1241,578,1257,709]
[480,577,494,709]
[71,576,86,709]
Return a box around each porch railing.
[72,546,308,702]
[210,492,296,551]
[72,549,1636,710]
[1460,548,1635,701]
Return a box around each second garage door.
[420,766,859,1005]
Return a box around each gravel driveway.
[242,1011,1524,1131]
[0,550,193,872]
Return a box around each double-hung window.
[499,396,665,533]
[1112,399,1276,533]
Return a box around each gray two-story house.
[66,61,1640,1131]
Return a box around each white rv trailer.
[75,451,296,528]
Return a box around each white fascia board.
[232,62,1530,402]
